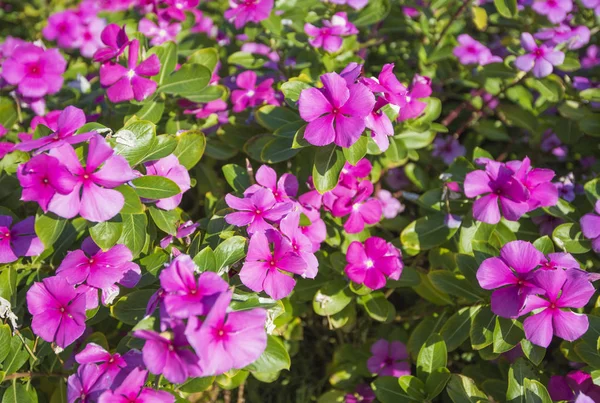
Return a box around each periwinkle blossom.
[138,18,181,46]
[159,254,228,318]
[345,384,376,403]
[580,200,600,252]
[548,370,600,403]
[144,155,190,210]
[345,237,403,290]
[231,70,277,112]
[453,34,502,65]
[27,276,87,348]
[397,75,432,121]
[581,0,600,14]
[75,343,127,378]
[99,39,161,103]
[279,211,319,279]
[43,10,82,48]
[532,214,564,236]
[67,364,112,403]
[432,136,466,165]
[522,269,594,347]
[245,165,298,203]
[162,0,199,21]
[182,99,229,123]
[304,12,358,53]
[365,98,394,151]
[540,130,568,160]
[93,23,129,62]
[225,187,292,234]
[185,290,267,376]
[239,229,306,300]
[159,220,199,248]
[225,0,274,29]
[555,174,576,202]
[515,33,564,78]
[98,367,175,403]
[298,71,375,148]
[48,135,136,222]
[324,0,369,9]
[78,17,106,58]
[0,216,43,264]
[535,24,590,50]
[377,189,405,219]
[538,251,580,271]
[366,339,410,377]
[582,45,599,68]
[361,63,405,106]
[531,0,572,23]
[332,180,382,234]
[507,157,558,211]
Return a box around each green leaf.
[35,213,66,251]
[222,164,251,193]
[214,236,247,273]
[494,0,518,17]
[532,236,554,254]
[579,113,600,137]
[134,99,164,124]
[440,306,480,352]
[89,216,123,250]
[521,339,546,366]
[552,223,591,254]
[227,51,266,69]
[3,334,32,375]
[357,292,390,322]
[0,324,12,363]
[429,271,483,302]
[0,267,16,304]
[131,176,181,199]
[2,383,37,403]
[174,130,206,170]
[261,136,299,163]
[371,377,412,403]
[112,289,157,325]
[405,163,429,191]
[148,41,177,85]
[159,63,211,95]
[246,335,291,372]
[148,206,180,236]
[115,185,144,214]
[188,48,219,72]
[312,145,345,194]
[117,213,147,258]
[255,105,301,131]
[313,280,353,316]
[384,137,408,163]
[498,104,537,132]
[584,177,600,205]
[581,88,600,102]
[417,334,447,381]
[180,377,215,393]
[139,135,178,164]
[426,367,452,399]
[493,317,524,353]
[507,358,537,403]
[281,81,311,106]
[446,374,487,403]
[193,247,216,271]
[401,214,459,253]
[524,379,552,403]
[113,120,156,166]
[470,306,496,350]
[395,130,435,149]
[343,137,368,165]
[354,0,391,26]
[398,376,427,400]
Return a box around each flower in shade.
[531,0,572,23]
[332,180,382,234]
[540,130,568,160]
[507,156,558,211]
[231,70,277,112]
[27,276,87,348]
[75,343,127,378]
[185,290,267,375]
[345,384,376,403]
[93,24,129,62]
[279,211,319,279]
[299,71,375,148]
[453,34,502,65]
[245,165,298,203]
[43,10,82,49]
[548,371,600,403]
[159,220,199,248]
[582,45,599,68]
[521,269,594,347]
[366,339,410,377]
[48,135,136,222]
[432,136,466,165]
[581,200,600,253]
[397,75,432,121]
[225,187,292,234]
[144,155,190,210]
[139,18,181,46]
[67,364,112,403]
[133,323,203,384]
[377,189,405,219]
[98,367,175,403]
[0,216,43,264]
[99,39,161,103]
[182,99,229,123]
[239,230,306,300]
[159,254,228,318]
[464,159,529,224]
[532,214,563,236]
[0,43,66,99]
[345,236,403,290]
[476,241,546,318]
[225,0,274,29]
[515,33,564,78]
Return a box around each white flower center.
[158,29,167,37]
[365,259,374,268]
[127,69,136,79]
[247,90,256,97]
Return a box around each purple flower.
[432,136,466,165]
[0,216,43,264]
[280,211,319,279]
[1,43,66,99]
[185,290,267,375]
[159,254,228,318]
[532,214,564,236]
[555,174,576,202]
[231,70,277,112]
[332,180,383,233]
[582,45,599,68]
[538,252,580,271]
[299,71,375,148]
[540,130,568,160]
[27,276,87,348]
[532,0,572,23]
[476,240,544,318]
[581,0,600,14]
[548,371,600,403]
[361,63,406,106]
[225,187,292,234]
[225,0,274,29]
[144,155,190,210]
[453,34,502,65]
[43,10,82,49]
[93,23,129,63]
[345,236,403,290]
[522,269,594,347]
[581,200,600,252]
[98,367,175,403]
[365,98,394,151]
[397,75,433,121]
[377,189,405,219]
[366,339,410,377]
[182,99,229,123]
[159,220,199,248]
[345,384,376,403]
[99,39,161,103]
[304,13,357,53]
[515,33,564,78]
[245,165,298,203]
[535,24,590,50]
[507,157,558,211]
[163,0,199,21]
[464,159,529,224]
[78,17,106,58]
[139,18,181,46]
[325,0,368,9]
[239,230,306,300]
[67,364,112,403]
[75,343,127,378]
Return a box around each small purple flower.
[531,0,572,23]
[231,70,277,112]
[453,34,502,65]
[245,165,299,203]
[98,367,175,403]
[581,200,600,253]
[432,136,466,165]
[345,384,376,403]
[162,0,199,21]
[0,216,43,264]
[540,130,568,160]
[279,211,319,279]
[535,24,590,50]
[304,12,357,53]
[515,33,564,78]
[548,370,600,402]
[75,343,127,378]
[345,236,403,290]
[582,45,600,68]
[532,214,564,236]
[67,364,112,403]
[507,157,558,211]
[225,187,292,234]
[365,98,394,152]
[367,339,410,377]
[333,180,383,234]
[397,75,432,121]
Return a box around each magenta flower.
[345,384,376,403]
[245,165,298,203]
[225,187,292,234]
[362,63,406,106]
[133,323,202,384]
[98,367,175,403]
[93,23,129,62]
[239,230,306,300]
[78,17,107,58]
[365,98,394,152]
[16,106,94,152]
[185,290,267,376]
[183,99,229,122]
[163,0,200,21]
[453,34,502,65]
[515,33,564,78]
[159,220,199,248]
[17,154,75,212]
[582,45,599,68]
[377,189,404,219]
[159,254,228,318]
[432,136,466,165]
[280,211,319,279]
[581,0,600,14]
[139,18,181,46]
[345,237,403,290]
[521,269,594,347]
[304,13,357,53]
[532,0,572,23]
[332,180,382,234]
[1,43,66,99]
[67,364,112,403]
[144,155,190,210]
[224,0,274,29]
[43,10,82,49]
[535,24,590,50]
[476,241,545,318]
[507,157,558,211]
[99,39,161,103]
[397,74,432,121]
[464,160,529,224]
[548,371,600,403]
[0,216,43,264]
[299,71,375,148]
[366,339,410,377]
[231,71,277,112]
[581,200,600,253]
[27,276,87,348]
[75,343,127,378]
[48,135,136,222]
[329,0,369,9]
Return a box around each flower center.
[83,174,90,180]
[533,48,544,58]
[127,69,136,79]
[467,46,477,54]
[168,344,175,351]
[108,357,114,363]
[269,259,276,267]
[255,209,262,215]
[27,64,41,76]
[43,178,49,184]
[158,29,167,37]
[550,303,556,309]
[332,107,340,114]
[547,0,557,7]
[59,307,65,313]
[88,258,94,264]
[365,259,374,268]
[247,90,256,97]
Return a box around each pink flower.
[225,0,274,29]
[507,157,558,211]
[231,70,278,112]
[299,71,375,148]
[43,10,82,48]
[453,34,502,65]
[304,12,357,53]
[535,24,590,50]
[397,74,432,121]
[377,189,404,219]
[139,18,181,46]
[532,0,572,23]
[27,276,87,348]
[144,155,190,210]
[581,0,600,15]
[582,45,599,68]
[47,135,136,222]
[548,370,600,402]
[93,23,130,62]
[159,220,200,248]
[332,180,382,234]
[191,9,215,34]
[432,136,466,165]
[361,63,406,106]
[367,339,410,377]
[0,36,26,62]
[0,216,43,264]
[515,33,564,78]
[581,200,600,253]
[325,0,368,9]
[280,211,319,278]
[1,43,66,99]
[239,230,306,299]
[75,343,127,379]
[79,17,107,58]
[365,98,394,151]
[67,364,112,403]
[345,237,403,290]
[98,367,175,403]
[225,187,292,234]
[99,39,161,103]
[245,164,298,203]
[185,290,267,375]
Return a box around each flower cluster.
[43,6,106,58]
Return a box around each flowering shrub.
[0,0,599,402]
